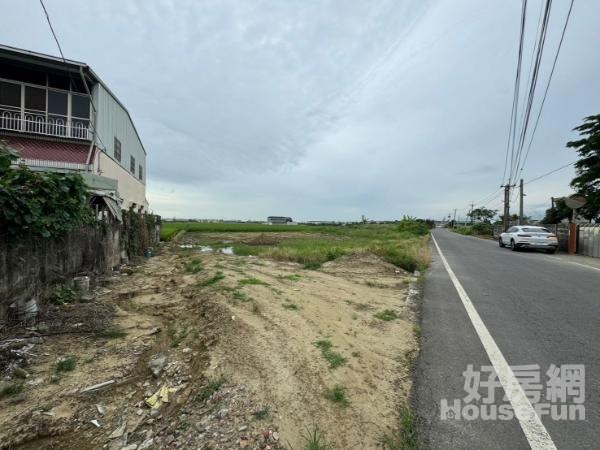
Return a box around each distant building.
[0,44,148,211]
[267,216,293,224]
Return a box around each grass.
[0,382,24,399]
[162,222,430,273]
[315,340,347,369]
[170,323,190,347]
[253,407,270,420]
[365,280,387,288]
[232,289,250,302]
[184,258,204,274]
[198,271,225,287]
[282,302,299,310]
[98,327,128,339]
[302,426,333,450]
[197,378,225,402]
[378,405,418,450]
[238,277,269,286]
[325,384,350,407]
[55,356,77,373]
[453,226,474,236]
[374,309,399,321]
[279,274,302,281]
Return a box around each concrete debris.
[80,379,115,394]
[147,355,167,378]
[91,419,101,428]
[109,421,127,439]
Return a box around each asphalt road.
[415,228,600,449]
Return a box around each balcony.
[0,78,92,141]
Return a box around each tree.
[468,207,497,223]
[567,114,600,221]
[541,198,571,224]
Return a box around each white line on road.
[431,234,557,450]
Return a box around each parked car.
[499,226,558,253]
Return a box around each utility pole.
[502,184,511,231]
[519,178,524,225]
[469,202,475,224]
[453,209,457,228]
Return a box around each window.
[0,81,20,106]
[138,164,143,181]
[48,90,68,115]
[71,94,90,119]
[130,155,135,174]
[114,137,122,162]
[24,86,46,111]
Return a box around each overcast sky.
[1,0,599,221]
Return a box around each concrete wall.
[96,151,148,209]
[0,225,120,320]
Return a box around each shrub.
[472,222,493,236]
[397,218,430,236]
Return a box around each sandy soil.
[0,233,419,449]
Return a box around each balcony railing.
[0,106,91,140]
[15,158,92,172]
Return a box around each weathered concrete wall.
[0,224,120,318]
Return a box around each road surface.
[415,228,600,449]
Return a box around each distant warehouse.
[267,216,293,224]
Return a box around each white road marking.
[569,261,600,272]
[431,234,557,450]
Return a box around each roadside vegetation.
[165,219,432,273]
[452,222,494,237]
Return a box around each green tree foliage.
[0,140,91,240]
[468,207,497,223]
[541,198,571,224]
[567,114,600,221]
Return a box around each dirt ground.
[0,232,420,450]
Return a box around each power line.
[524,160,576,185]
[518,0,575,176]
[39,0,65,60]
[503,0,529,184]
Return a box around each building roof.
[0,44,146,155]
[3,135,93,163]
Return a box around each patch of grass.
[170,323,190,347]
[198,271,225,287]
[303,262,322,270]
[55,356,77,373]
[0,382,24,399]
[253,406,270,420]
[325,384,350,407]
[374,309,399,321]
[378,405,418,450]
[282,302,299,310]
[238,277,269,286]
[351,351,361,358]
[184,258,204,274]
[302,426,333,450]
[315,340,347,369]
[453,226,474,236]
[197,378,225,402]
[413,324,421,338]
[232,289,250,302]
[48,285,80,305]
[365,280,387,288]
[98,327,128,339]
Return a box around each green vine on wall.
[0,140,92,240]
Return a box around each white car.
[499,226,558,254]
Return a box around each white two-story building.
[0,44,148,211]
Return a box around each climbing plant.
[0,140,92,240]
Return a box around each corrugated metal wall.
[578,225,600,258]
[92,84,146,184]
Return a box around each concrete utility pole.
[469,202,475,224]
[519,179,524,225]
[453,209,457,228]
[502,184,511,231]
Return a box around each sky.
[1,0,599,221]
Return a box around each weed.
[232,290,250,302]
[365,280,387,288]
[253,407,270,420]
[378,405,418,450]
[374,309,398,321]
[184,259,204,274]
[55,356,77,373]
[282,303,299,310]
[413,324,421,338]
[302,426,332,450]
[238,277,269,286]
[315,340,347,369]
[198,271,225,287]
[351,351,361,358]
[0,382,24,399]
[170,323,190,347]
[49,285,80,305]
[98,327,128,339]
[303,262,321,270]
[197,378,225,402]
[325,384,350,407]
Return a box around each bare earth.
[0,232,419,450]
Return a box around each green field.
[163,220,431,273]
